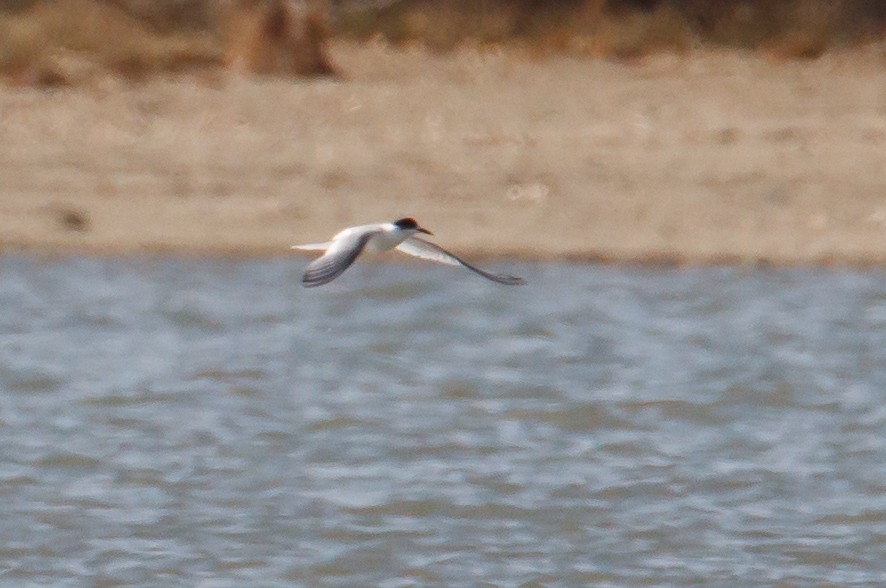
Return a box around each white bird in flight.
[291,218,526,287]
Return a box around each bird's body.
[292,218,525,287]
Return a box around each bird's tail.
[290,242,330,251]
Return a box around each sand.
[1,41,885,264]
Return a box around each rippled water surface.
[0,256,884,586]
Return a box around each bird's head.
[393,217,432,235]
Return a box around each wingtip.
[488,273,526,285]
[301,273,332,288]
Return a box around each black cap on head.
[394,217,432,235]
[393,217,419,230]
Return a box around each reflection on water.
[0,256,884,586]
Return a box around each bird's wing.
[395,237,525,285]
[291,242,332,251]
[301,231,375,288]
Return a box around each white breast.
[365,229,407,253]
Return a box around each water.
[0,256,884,586]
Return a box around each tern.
[292,218,525,287]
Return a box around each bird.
[291,217,526,288]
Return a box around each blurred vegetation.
[0,0,884,85]
[0,0,219,85]
[337,0,886,56]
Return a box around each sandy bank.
[1,42,884,264]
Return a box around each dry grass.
[0,0,884,87]
[571,4,694,58]
[223,0,334,76]
[336,0,886,58]
[0,0,219,85]
[0,0,337,85]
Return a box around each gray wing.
[395,237,525,285]
[302,232,373,287]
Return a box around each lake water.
[0,256,884,586]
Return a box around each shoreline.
[5,242,886,269]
